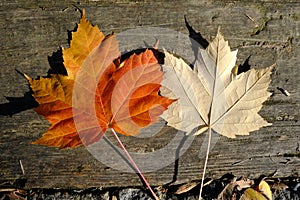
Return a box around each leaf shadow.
[47,48,67,76]
[102,136,152,189]
[172,134,189,184]
[164,133,190,187]
[0,92,38,116]
[102,136,136,172]
[184,16,252,74]
[184,16,208,70]
[238,55,251,74]
[184,16,209,49]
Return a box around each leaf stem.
[110,128,159,200]
[198,128,212,200]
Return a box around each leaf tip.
[105,32,116,39]
[15,69,32,81]
[217,26,222,35]
[31,139,40,146]
[153,39,159,49]
[269,63,276,71]
[81,8,86,19]
[24,73,32,81]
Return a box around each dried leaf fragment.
[174,181,199,194]
[217,178,253,200]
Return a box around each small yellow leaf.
[257,181,272,200]
[240,188,267,200]
[232,65,239,76]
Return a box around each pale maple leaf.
[161,28,273,138]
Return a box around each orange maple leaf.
[28,15,174,148]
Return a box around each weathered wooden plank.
[0,0,299,189]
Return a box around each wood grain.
[0,0,299,189]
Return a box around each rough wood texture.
[0,0,299,189]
